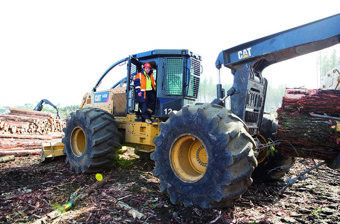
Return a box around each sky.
[0,0,339,107]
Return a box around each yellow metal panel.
[43,142,65,158]
[112,93,127,116]
[125,121,159,146]
[115,114,160,152]
[83,88,127,114]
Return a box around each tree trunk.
[0,108,66,156]
[0,155,15,162]
[9,107,53,118]
[277,88,340,161]
[0,149,41,156]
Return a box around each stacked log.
[277,88,340,161]
[0,108,66,156]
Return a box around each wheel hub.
[196,145,207,167]
[170,135,208,183]
[70,127,86,157]
[254,134,268,164]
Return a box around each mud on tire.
[62,108,121,173]
[151,104,257,209]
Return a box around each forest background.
[0,50,339,118]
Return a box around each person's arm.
[134,73,142,97]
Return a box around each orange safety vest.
[134,71,156,98]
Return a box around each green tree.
[318,49,340,80]
[0,106,9,114]
[35,105,79,119]
[265,84,286,114]
[9,104,79,119]
[197,76,216,103]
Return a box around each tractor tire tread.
[151,103,257,208]
[62,107,121,173]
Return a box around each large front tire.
[151,104,257,208]
[62,108,121,173]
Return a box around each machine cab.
[81,49,202,120]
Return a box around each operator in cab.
[134,62,156,124]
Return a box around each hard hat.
[144,63,152,68]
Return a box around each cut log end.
[0,107,66,156]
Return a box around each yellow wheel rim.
[70,127,87,157]
[254,135,268,164]
[170,135,208,183]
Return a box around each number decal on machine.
[164,108,173,115]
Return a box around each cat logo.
[238,47,252,59]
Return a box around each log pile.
[0,108,66,156]
[277,88,340,161]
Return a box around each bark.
[0,134,62,140]
[0,149,41,156]
[0,108,66,155]
[0,114,40,123]
[277,88,340,161]
[0,155,15,162]
[9,107,54,118]
[280,89,340,116]
[0,140,42,149]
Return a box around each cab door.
[126,56,142,113]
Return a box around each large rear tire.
[151,104,257,208]
[62,108,121,173]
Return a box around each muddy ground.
[0,154,339,224]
